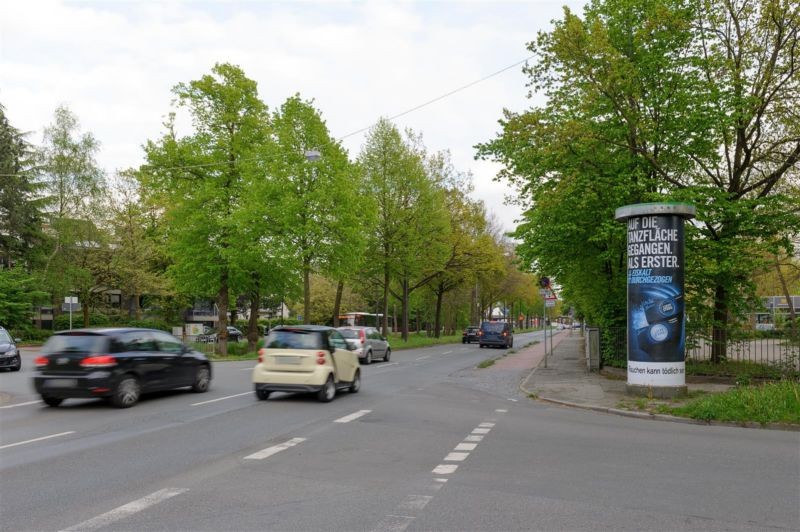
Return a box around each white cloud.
[1,0,586,233]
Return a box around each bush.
[10,326,52,342]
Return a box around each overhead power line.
[0,55,534,177]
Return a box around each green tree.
[142,63,269,355]
[269,95,365,324]
[0,103,46,270]
[478,0,800,361]
[0,267,48,329]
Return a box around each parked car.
[0,326,22,372]
[462,326,480,344]
[253,325,360,402]
[33,328,212,408]
[478,321,514,349]
[337,326,391,364]
[197,326,244,343]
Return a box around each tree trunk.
[247,287,260,353]
[134,291,141,320]
[332,280,344,327]
[82,291,89,327]
[434,287,444,339]
[303,258,311,324]
[217,272,229,356]
[711,284,728,363]
[381,265,390,337]
[401,278,410,342]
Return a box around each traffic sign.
[545,300,556,307]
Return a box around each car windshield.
[265,330,323,350]
[42,333,108,354]
[482,322,506,333]
[338,329,359,339]
[0,329,11,342]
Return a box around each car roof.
[336,325,371,329]
[272,325,334,332]
[53,327,167,335]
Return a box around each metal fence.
[598,327,800,371]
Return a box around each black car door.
[151,331,191,387]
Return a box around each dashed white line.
[59,488,188,532]
[398,495,433,511]
[495,408,508,413]
[372,514,415,532]
[415,355,430,360]
[455,442,477,451]
[471,427,491,434]
[434,478,448,483]
[479,422,496,428]
[191,392,251,406]
[432,464,458,474]
[442,350,453,355]
[334,409,371,423]
[464,434,484,442]
[444,452,469,461]
[244,437,306,460]
[0,400,42,409]
[0,431,75,450]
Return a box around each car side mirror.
[14,338,21,343]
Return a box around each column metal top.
[615,202,696,221]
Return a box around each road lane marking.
[444,452,469,461]
[59,488,188,532]
[373,362,400,370]
[334,409,371,423]
[507,398,518,402]
[398,495,433,511]
[239,367,255,371]
[455,442,477,451]
[478,422,495,428]
[415,355,430,360]
[372,514,415,532]
[442,350,452,355]
[191,392,251,406]
[0,431,75,450]
[244,437,306,460]
[471,428,491,434]
[432,464,458,474]
[495,409,508,413]
[0,400,42,409]
[464,434,483,442]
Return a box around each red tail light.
[257,348,265,363]
[478,331,483,336]
[35,356,48,368]
[502,331,508,337]
[317,351,327,365]
[80,355,117,368]
[359,330,366,345]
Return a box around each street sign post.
[64,297,79,330]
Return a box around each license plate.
[46,378,77,388]
[274,356,301,365]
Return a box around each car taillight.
[359,330,366,345]
[35,356,48,368]
[317,351,327,365]
[502,331,508,337]
[80,355,117,368]
[257,348,265,363]
[478,331,483,336]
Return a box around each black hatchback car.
[462,326,480,344]
[0,326,22,371]
[478,321,514,349]
[33,328,212,408]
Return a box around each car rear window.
[42,333,109,354]
[481,322,506,333]
[265,330,323,350]
[338,329,359,339]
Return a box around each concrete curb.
[518,346,800,432]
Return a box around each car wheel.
[317,375,336,403]
[349,370,361,393]
[255,388,270,401]
[364,350,372,365]
[191,365,210,393]
[111,375,141,408]
[42,396,63,407]
[462,339,466,344]
[479,344,484,348]
[11,356,21,371]
[383,348,391,362]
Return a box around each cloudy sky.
[1,0,586,234]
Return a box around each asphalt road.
[1,331,798,531]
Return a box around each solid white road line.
[0,431,75,450]
[444,452,469,461]
[334,409,372,423]
[244,437,306,460]
[432,464,458,474]
[191,392,251,406]
[60,488,188,532]
[0,400,43,409]
[455,442,477,451]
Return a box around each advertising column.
[615,203,696,398]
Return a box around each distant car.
[253,325,360,402]
[337,326,391,364]
[33,328,212,408]
[197,326,244,343]
[462,326,480,344]
[478,321,513,349]
[0,327,22,372]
